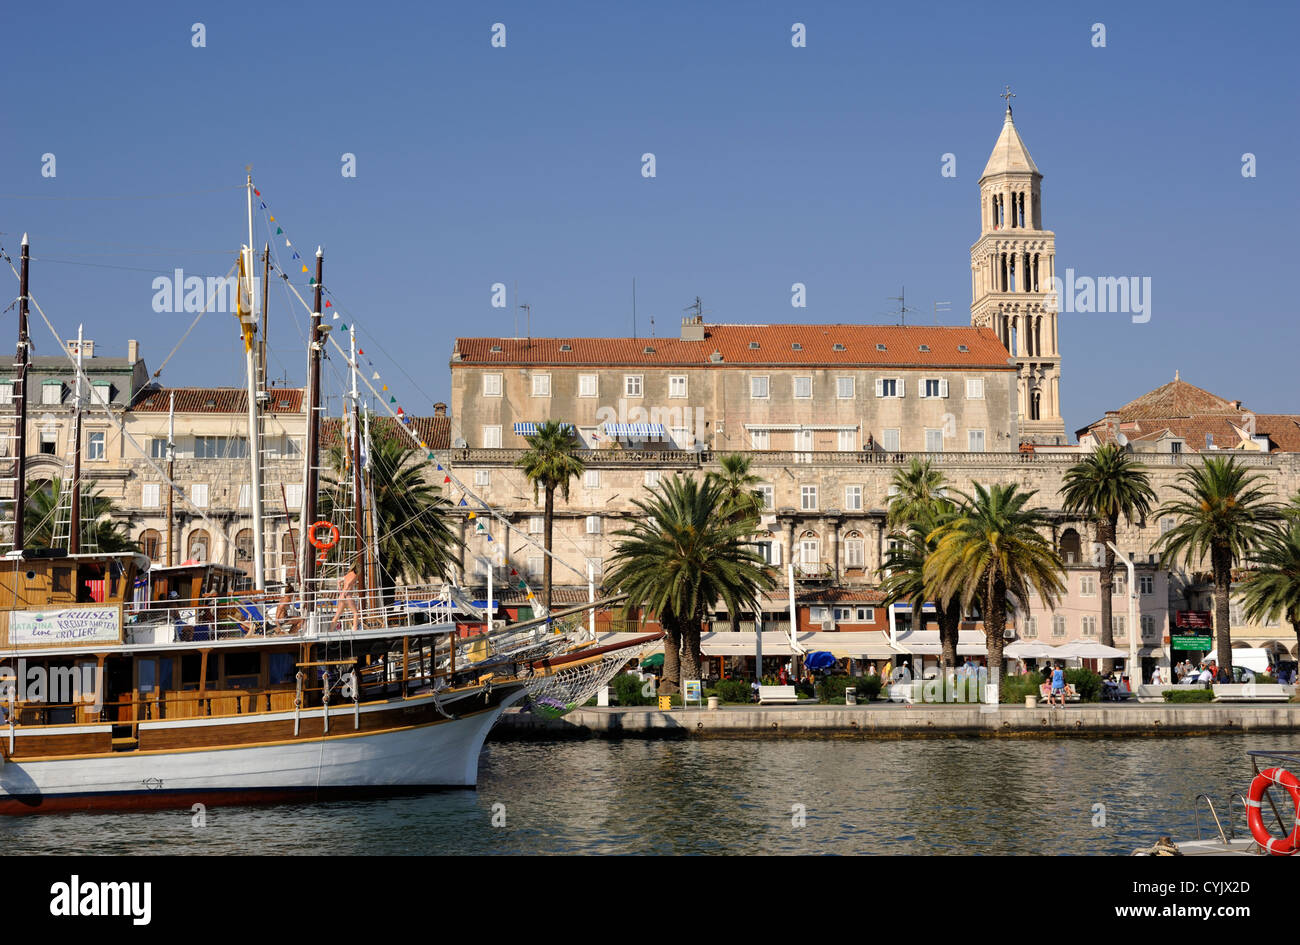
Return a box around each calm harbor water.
[2,734,1294,855]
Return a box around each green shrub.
[1164,688,1214,703]
[611,672,657,706]
[1000,671,1045,704]
[818,674,885,704]
[713,677,752,704]
[857,675,883,701]
[795,681,815,698]
[1064,668,1103,702]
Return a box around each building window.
[836,377,855,399]
[1112,615,1127,639]
[757,485,774,510]
[0,384,11,405]
[195,436,249,459]
[585,515,602,535]
[1170,441,1182,455]
[1080,575,1096,596]
[1081,615,1097,637]
[837,430,856,452]
[238,484,251,509]
[755,540,781,566]
[474,470,491,487]
[1139,575,1154,595]
[800,485,818,511]
[482,425,502,448]
[1229,600,1245,627]
[528,516,543,534]
[968,429,985,452]
[578,374,598,398]
[527,555,544,577]
[583,469,601,489]
[669,375,687,398]
[285,484,303,509]
[190,484,209,508]
[483,373,502,397]
[139,528,162,562]
[1052,615,1067,638]
[92,382,112,405]
[1113,574,1127,596]
[845,538,864,568]
[750,430,770,450]
[187,529,210,563]
[924,429,944,452]
[877,378,898,398]
[810,606,829,623]
[531,373,551,397]
[1160,517,1175,535]
[751,376,769,399]
[1024,616,1038,639]
[1141,615,1156,639]
[845,485,862,511]
[793,377,812,399]
[87,431,105,460]
[644,470,660,488]
[965,377,984,399]
[42,382,63,405]
[141,483,161,508]
[625,375,643,397]
[922,378,946,399]
[881,429,900,453]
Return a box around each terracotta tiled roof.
[1113,377,1237,420]
[131,387,304,413]
[454,325,1012,369]
[797,588,887,604]
[320,415,450,451]
[1084,415,1300,454]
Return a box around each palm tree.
[881,460,961,674]
[1059,444,1157,671]
[925,482,1066,697]
[706,453,763,526]
[1154,457,1284,676]
[606,475,774,694]
[23,477,138,553]
[1238,519,1300,659]
[517,421,585,616]
[325,423,460,587]
[885,458,947,530]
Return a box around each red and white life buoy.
[1245,767,1300,855]
[308,521,340,564]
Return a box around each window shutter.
[874,378,883,398]
[940,379,949,398]
[772,541,782,565]
[896,378,905,398]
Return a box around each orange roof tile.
[453,324,1012,370]
[132,387,304,413]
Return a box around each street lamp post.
[1107,542,1140,691]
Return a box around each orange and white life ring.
[1245,767,1300,855]
[308,521,340,564]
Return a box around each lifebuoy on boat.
[308,520,340,564]
[1245,767,1300,855]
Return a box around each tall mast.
[12,235,30,553]
[349,325,367,608]
[239,175,266,589]
[300,248,324,611]
[363,407,380,602]
[69,324,84,555]
[259,242,270,392]
[165,391,175,566]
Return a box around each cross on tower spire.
[1001,85,1016,116]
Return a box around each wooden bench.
[758,685,797,705]
[1039,683,1081,703]
[1213,683,1295,703]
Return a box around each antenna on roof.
[933,300,951,324]
[519,301,531,350]
[683,296,709,320]
[886,287,918,326]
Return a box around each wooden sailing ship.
[0,195,658,813]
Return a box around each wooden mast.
[69,324,84,555]
[12,235,30,553]
[300,249,324,613]
[165,391,175,565]
[348,325,367,611]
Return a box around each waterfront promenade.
[494,702,1300,739]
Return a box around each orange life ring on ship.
[1246,767,1300,855]
[308,521,340,564]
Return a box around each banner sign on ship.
[8,607,122,646]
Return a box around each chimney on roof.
[1232,400,1242,409]
[681,314,705,342]
[128,339,139,364]
[66,338,94,358]
[433,402,447,417]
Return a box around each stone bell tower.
[970,91,1066,445]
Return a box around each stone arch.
[138,528,162,562]
[186,528,211,564]
[1059,527,1082,564]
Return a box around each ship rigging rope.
[0,251,241,552]
[150,258,239,379]
[0,185,244,201]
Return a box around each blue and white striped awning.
[513,422,574,436]
[602,423,666,438]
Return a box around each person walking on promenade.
[1050,663,1066,708]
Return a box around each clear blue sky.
[2,1,1296,437]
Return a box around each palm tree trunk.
[937,602,960,682]
[542,484,555,619]
[661,614,682,695]
[680,617,702,685]
[1212,545,1233,676]
[985,569,1008,702]
[1097,517,1117,673]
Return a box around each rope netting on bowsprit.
[523,639,660,720]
